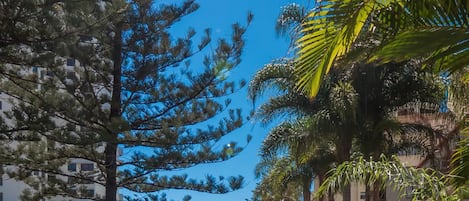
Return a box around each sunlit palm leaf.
[296,0,469,98]
[295,0,382,97]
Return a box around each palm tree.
[295,0,469,98]
[249,59,340,201]
[249,58,367,201]
[288,0,469,199]
[253,119,336,201]
[348,61,446,200]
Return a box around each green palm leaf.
[371,28,468,66]
[296,0,382,97]
[316,155,456,200]
[295,0,469,98]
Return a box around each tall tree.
[249,57,445,201]
[249,59,352,201]
[0,1,251,201]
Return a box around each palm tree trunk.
[336,134,352,201]
[365,184,371,201]
[328,191,335,201]
[317,174,325,201]
[317,172,335,201]
[302,175,312,201]
[371,181,381,201]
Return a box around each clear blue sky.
[130,1,308,201]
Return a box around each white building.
[0,59,121,201]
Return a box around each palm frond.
[259,121,298,157]
[254,93,314,125]
[370,28,468,65]
[295,0,469,98]
[369,0,469,75]
[329,81,358,121]
[248,59,296,102]
[315,155,455,200]
[295,0,386,97]
[276,3,307,40]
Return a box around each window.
[0,192,3,201]
[0,176,2,185]
[66,71,77,80]
[81,163,94,171]
[79,35,93,42]
[68,163,77,172]
[32,67,38,73]
[0,101,2,110]
[66,59,76,66]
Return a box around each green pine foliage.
[0,0,252,200]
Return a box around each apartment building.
[0,59,121,201]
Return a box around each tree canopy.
[0,1,252,200]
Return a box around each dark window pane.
[81,163,94,171]
[68,163,77,172]
[66,59,76,66]
[66,71,77,80]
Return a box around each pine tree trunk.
[106,22,123,201]
[105,143,118,201]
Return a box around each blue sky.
[141,1,308,201]
[169,1,306,201]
